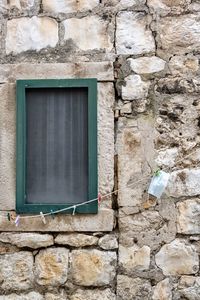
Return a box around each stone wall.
[1,0,200,299]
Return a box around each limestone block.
[152,278,172,300]
[116,117,155,207]
[167,169,200,198]
[62,16,113,51]
[35,247,69,286]
[178,276,200,300]
[0,208,114,232]
[177,199,200,234]
[128,56,166,76]
[70,249,117,286]
[55,233,98,247]
[0,84,15,210]
[0,292,44,300]
[155,239,199,275]
[0,62,114,83]
[0,242,19,254]
[0,252,34,291]
[0,232,54,249]
[168,55,199,77]
[6,17,58,54]
[157,14,200,55]
[155,148,178,168]
[98,234,118,250]
[42,0,99,14]
[120,102,132,114]
[70,289,116,300]
[148,0,191,16]
[119,244,150,272]
[98,83,114,198]
[116,12,155,55]
[117,275,152,300]
[122,75,150,100]
[119,200,176,251]
[8,0,36,11]
[0,0,6,13]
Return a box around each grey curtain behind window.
[25,87,88,204]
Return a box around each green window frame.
[16,79,98,214]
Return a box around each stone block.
[98,82,114,198]
[42,0,99,14]
[0,232,54,249]
[157,14,200,56]
[0,84,16,210]
[152,278,172,300]
[0,242,19,254]
[98,234,118,250]
[0,62,114,83]
[6,17,58,54]
[55,233,98,247]
[167,168,200,198]
[177,276,200,299]
[148,0,191,16]
[7,0,36,11]
[177,199,200,234]
[0,208,114,232]
[155,239,199,275]
[0,292,44,300]
[45,292,68,300]
[155,148,178,168]
[70,289,116,300]
[168,55,199,77]
[128,56,166,76]
[116,117,155,207]
[62,16,113,51]
[0,252,34,291]
[122,75,150,100]
[117,275,152,300]
[116,11,155,55]
[70,249,117,286]
[34,247,69,286]
[0,0,6,13]
[119,244,150,273]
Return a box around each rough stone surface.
[0,232,54,248]
[148,0,191,16]
[155,148,178,168]
[6,17,58,54]
[7,0,36,11]
[155,239,199,275]
[62,16,113,51]
[157,14,200,56]
[55,233,98,247]
[167,169,200,198]
[98,234,118,250]
[152,278,172,300]
[177,276,200,300]
[168,55,199,77]
[70,249,117,286]
[0,251,34,291]
[119,244,150,272]
[0,292,43,300]
[42,0,99,13]
[128,56,166,76]
[177,199,200,234]
[117,117,155,207]
[122,75,150,101]
[70,289,116,300]
[34,247,69,286]
[117,275,152,300]
[0,84,15,210]
[45,292,67,300]
[116,12,155,55]
[0,62,114,82]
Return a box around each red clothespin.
[98,193,102,204]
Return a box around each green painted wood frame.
[16,79,98,214]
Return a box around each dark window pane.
[25,87,88,204]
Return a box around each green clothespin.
[154,168,161,177]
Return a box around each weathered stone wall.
[1,0,200,299]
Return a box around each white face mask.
[148,170,170,198]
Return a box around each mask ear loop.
[40,212,46,224]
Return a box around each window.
[16,79,97,214]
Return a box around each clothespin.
[98,193,102,204]
[40,212,46,224]
[50,210,55,219]
[154,168,161,177]
[72,205,76,216]
[15,215,20,227]
[7,213,10,221]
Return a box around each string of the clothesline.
[1,146,199,221]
